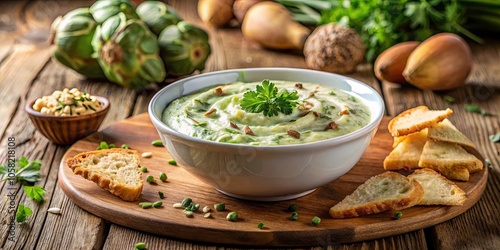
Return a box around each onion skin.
[197,0,234,27]
[374,41,420,84]
[242,1,310,50]
[233,0,269,23]
[403,33,472,91]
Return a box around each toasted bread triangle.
[388,106,453,137]
[329,171,424,219]
[427,119,475,148]
[408,168,466,205]
[384,129,428,170]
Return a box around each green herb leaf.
[464,104,491,116]
[1,157,42,184]
[240,80,299,117]
[490,132,500,143]
[24,186,45,203]
[16,204,33,223]
[443,95,456,104]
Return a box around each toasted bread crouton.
[418,140,483,181]
[388,106,453,137]
[67,148,143,201]
[384,129,428,170]
[329,172,424,219]
[408,168,466,206]
[428,119,475,148]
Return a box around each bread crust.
[329,172,424,219]
[67,148,143,201]
[388,106,453,137]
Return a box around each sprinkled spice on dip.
[32,88,103,116]
[162,80,371,145]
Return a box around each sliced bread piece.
[408,168,466,205]
[427,119,475,148]
[384,129,428,170]
[418,140,483,181]
[329,171,424,219]
[388,106,453,137]
[67,148,143,201]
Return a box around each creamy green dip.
[162,81,371,146]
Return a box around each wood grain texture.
[58,113,487,247]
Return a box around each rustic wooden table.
[1,1,499,249]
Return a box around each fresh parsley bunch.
[240,80,299,117]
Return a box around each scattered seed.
[204,212,212,218]
[146,175,155,183]
[257,222,264,229]
[287,204,298,212]
[141,152,153,158]
[393,211,403,220]
[202,206,211,213]
[325,121,339,130]
[229,121,240,129]
[183,210,194,218]
[173,203,183,208]
[159,172,167,181]
[168,159,177,165]
[291,212,298,221]
[135,242,146,250]
[47,207,61,215]
[214,203,225,211]
[244,125,255,136]
[158,191,164,199]
[311,216,321,226]
[141,167,148,172]
[139,202,153,209]
[287,130,300,139]
[226,211,238,222]
[203,108,217,116]
[151,140,163,147]
[153,201,163,208]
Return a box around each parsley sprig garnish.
[240,80,299,117]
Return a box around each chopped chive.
[257,222,264,229]
[287,204,298,212]
[151,140,163,147]
[393,211,403,220]
[311,216,321,226]
[443,95,455,104]
[168,159,177,165]
[159,172,167,182]
[141,167,148,172]
[291,212,298,221]
[158,191,164,199]
[153,201,163,208]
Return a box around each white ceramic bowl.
[149,68,384,201]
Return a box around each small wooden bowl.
[25,96,110,145]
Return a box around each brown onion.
[374,41,420,84]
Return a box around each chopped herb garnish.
[194,122,207,127]
[16,204,33,223]
[224,128,240,134]
[393,211,403,220]
[240,80,299,117]
[24,185,45,203]
[0,156,41,184]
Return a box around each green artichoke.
[136,1,182,36]
[158,21,211,76]
[90,0,139,24]
[50,8,104,78]
[92,12,166,88]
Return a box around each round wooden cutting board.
[58,113,487,247]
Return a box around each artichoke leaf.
[90,0,138,24]
[136,1,182,36]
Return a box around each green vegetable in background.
[92,12,166,88]
[315,0,500,61]
[240,80,299,117]
[158,21,211,76]
[50,8,105,78]
[90,0,139,24]
[136,1,183,36]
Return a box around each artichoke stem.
[102,42,123,64]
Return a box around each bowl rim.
[25,95,110,119]
[148,68,385,150]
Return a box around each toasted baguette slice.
[427,119,475,148]
[408,168,466,205]
[418,140,483,181]
[329,171,424,219]
[67,148,143,201]
[384,129,427,170]
[388,106,453,137]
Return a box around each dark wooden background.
[0,0,499,249]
